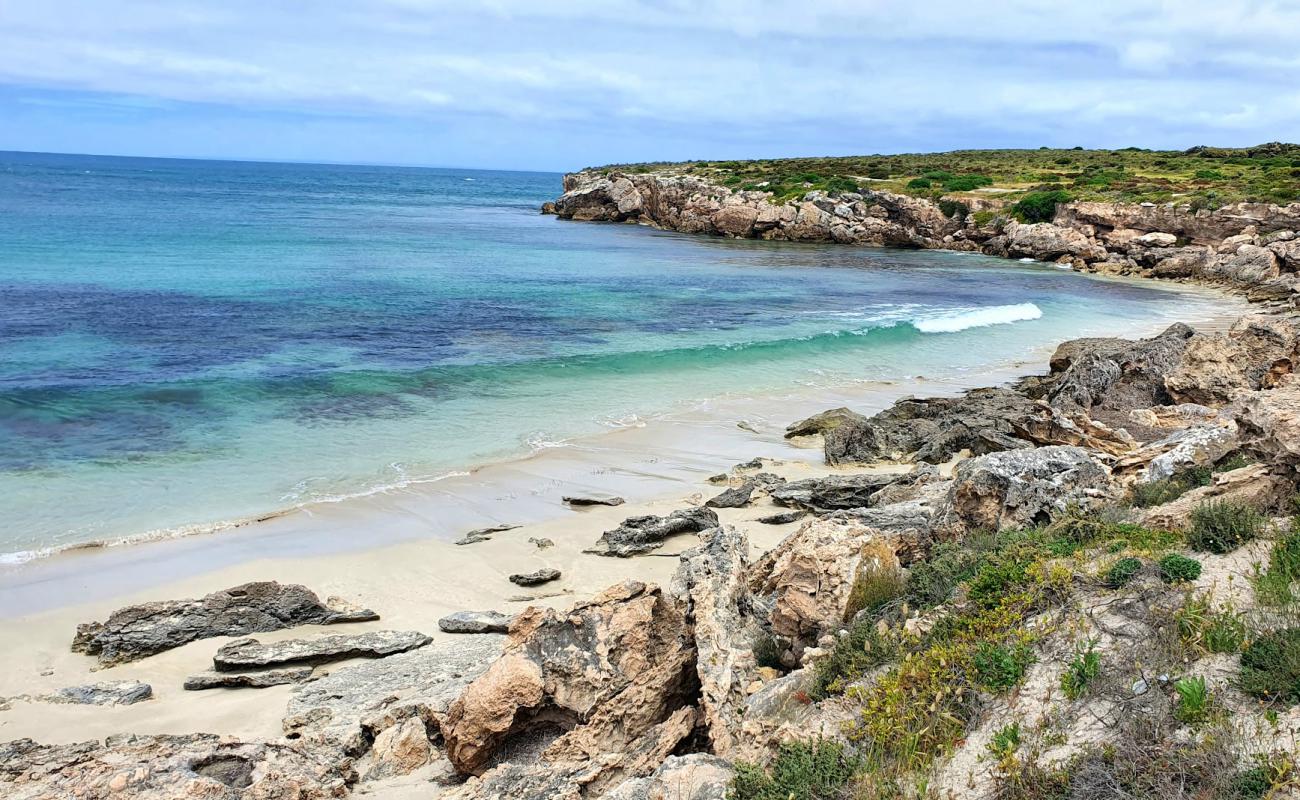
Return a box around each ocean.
[0,151,1232,561]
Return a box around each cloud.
[0,0,1296,169]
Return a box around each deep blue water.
[0,151,1228,557]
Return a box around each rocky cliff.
[546,170,1300,301]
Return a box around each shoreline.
[0,274,1247,617]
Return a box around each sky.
[1,1,1298,171]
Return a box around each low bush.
[943,174,994,191]
[973,641,1035,692]
[1173,675,1210,723]
[906,177,932,189]
[1104,557,1143,588]
[1176,593,1247,654]
[1159,553,1202,584]
[1254,528,1300,606]
[731,739,860,800]
[810,614,896,699]
[987,722,1021,762]
[937,199,969,219]
[1060,641,1101,700]
[1011,190,1072,223]
[1188,500,1265,554]
[843,561,905,621]
[1238,627,1300,705]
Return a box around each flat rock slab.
[455,524,519,546]
[213,629,431,671]
[44,680,153,706]
[509,568,561,586]
[704,482,755,508]
[438,611,513,634]
[183,667,314,691]
[72,581,378,666]
[584,507,719,557]
[562,494,625,507]
[756,510,806,525]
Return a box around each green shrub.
[1238,628,1300,705]
[1105,557,1143,588]
[973,642,1035,691]
[731,739,860,800]
[824,176,859,194]
[1011,190,1072,223]
[1173,675,1211,723]
[972,210,997,226]
[843,561,905,621]
[987,722,1021,761]
[753,634,784,671]
[906,177,932,189]
[1159,553,1202,584]
[1060,641,1101,699]
[1230,766,1273,800]
[1176,593,1247,654]
[922,170,954,181]
[968,556,1032,609]
[1188,500,1265,554]
[938,199,969,219]
[1254,528,1300,606]
[942,174,993,191]
[904,535,991,608]
[811,614,896,699]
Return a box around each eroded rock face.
[934,446,1116,537]
[440,581,694,775]
[213,630,431,671]
[184,668,313,691]
[603,754,735,800]
[1044,323,1196,412]
[1235,373,1300,466]
[71,582,377,666]
[0,734,352,799]
[584,507,719,557]
[1113,422,1240,481]
[769,473,900,512]
[1165,316,1300,406]
[749,516,903,645]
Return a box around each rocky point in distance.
[6,144,1300,799]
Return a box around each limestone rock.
[769,473,899,512]
[213,630,431,671]
[0,734,351,800]
[441,580,693,775]
[1003,220,1106,262]
[756,510,806,525]
[439,611,513,634]
[184,668,314,691]
[363,717,432,780]
[562,494,625,507]
[72,581,378,666]
[584,507,719,557]
[1117,422,1239,482]
[43,680,153,706]
[455,524,519,545]
[934,446,1116,536]
[784,407,869,438]
[705,481,756,508]
[1166,316,1300,405]
[603,754,734,800]
[1141,465,1293,530]
[1235,373,1300,466]
[509,568,562,586]
[1212,244,1280,285]
[1135,231,1178,247]
[1045,323,1196,412]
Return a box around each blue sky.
[1,1,1298,171]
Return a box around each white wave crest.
[913,302,1043,334]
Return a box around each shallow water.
[0,151,1236,559]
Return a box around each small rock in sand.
[438,611,513,634]
[562,494,625,507]
[756,510,806,525]
[213,630,431,671]
[183,667,314,691]
[44,680,153,706]
[455,524,519,545]
[508,568,562,586]
[528,536,554,549]
[705,482,756,509]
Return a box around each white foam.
[913,302,1043,334]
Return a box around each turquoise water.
[0,152,1229,559]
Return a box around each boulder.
[749,516,903,645]
[1212,244,1280,285]
[0,734,352,800]
[1002,220,1105,262]
[705,481,756,508]
[213,630,431,671]
[1270,238,1300,271]
[363,717,433,780]
[71,582,379,666]
[933,446,1116,537]
[769,473,900,512]
[1235,373,1300,466]
[439,611,513,634]
[1115,422,1239,482]
[1166,316,1300,406]
[1135,231,1178,247]
[784,407,869,438]
[1045,323,1196,412]
[603,754,734,800]
[584,507,719,557]
[508,568,562,586]
[756,510,806,525]
[184,668,314,691]
[43,680,153,706]
[440,580,694,775]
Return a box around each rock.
[669,527,757,756]
[1045,323,1196,412]
[1003,220,1105,262]
[441,580,693,775]
[784,407,869,438]
[1166,316,1300,406]
[749,516,903,645]
[284,634,504,754]
[1115,422,1239,482]
[439,611,513,634]
[1270,238,1300,271]
[508,568,562,586]
[184,668,314,691]
[0,734,352,799]
[213,630,431,671]
[867,463,944,506]
[705,481,756,508]
[1141,464,1293,530]
[1135,231,1178,247]
[584,507,719,557]
[528,537,554,549]
[456,524,519,545]
[71,581,379,666]
[933,446,1116,537]
[1235,373,1300,466]
[603,754,735,800]
[562,494,625,507]
[364,716,432,780]
[769,473,899,512]
[44,680,153,706]
[756,510,806,525]
[1213,244,1280,285]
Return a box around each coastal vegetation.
[591,142,1300,214]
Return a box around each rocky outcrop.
[0,734,352,800]
[72,582,378,666]
[212,630,431,671]
[184,668,314,691]
[41,680,153,706]
[933,446,1116,536]
[769,473,901,512]
[604,754,734,800]
[1165,315,1300,405]
[1235,373,1300,467]
[439,611,513,634]
[1141,464,1293,530]
[1043,323,1197,412]
[584,507,719,557]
